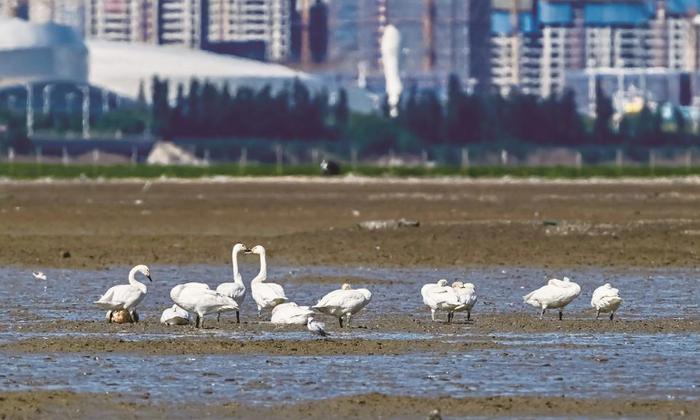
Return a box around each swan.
[248,245,287,317]
[421,279,463,323]
[591,283,623,320]
[160,304,191,325]
[523,277,581,320]
[312,283,372,328]
[270,302,314,325]
[307,316,329,337]
[94,265,152,322]
[215,243,248,323]
[32,271,47,281]
[451,281,477,321]
[170,284,238,328]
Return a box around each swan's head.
[563,277,570,282]
[341,283,352,290]
[452,281,464,288]
[437,279,448,287]
[135,264,152,282]
[604,282,612,288]
[232,243,248,254]
[247,245,265,255]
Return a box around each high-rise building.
[85,0,157,43]
[207,0,291,61]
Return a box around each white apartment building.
[208,0,291,61]
[85,0,157,43]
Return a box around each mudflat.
[0,177,699,269]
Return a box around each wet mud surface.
[1,179,699,417]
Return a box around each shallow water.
[1,264,699,324]
[0,265,699,405]
[0,333,697,403]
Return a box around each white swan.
[94,265,152,322]
[451,281,477,321]
[307,316,329,337]
[160,304,191,325]
[312,283,372,328]
[523,277,581,320]
[591,283,623,320]
[215,243,248,323]
[421,279,463,323]
[32,271,47,281]
[270,302,314,325]
[248,245,287,317]
[170,284,238,328]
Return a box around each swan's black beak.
[147,275,153,282]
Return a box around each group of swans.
[421,279,477,323]
[94,244,373,331]
[422,277,623,322]
[524,277,623,320]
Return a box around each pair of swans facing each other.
[421,279,477,323]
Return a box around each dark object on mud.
[358,218,420,231]
[107,309,139,324]
[542,220,559,226]
[61,250,71,258]
[320,159,340,176]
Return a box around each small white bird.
[451,281,477,321]
[160,304,191,325]
[215,243,248,323]
[94,265,152,323]
[421,279,463,323]
[247,245,288,317]
[307,316,329,337]
[523,277,581,320]
[312,283,372,328]
[32,271,47,281]
[170,283,238,328]
[270,302,315,325]
[591,283,623,321]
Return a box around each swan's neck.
[252,252,267,283]
[231,249,243,284]
[128,268,147,292]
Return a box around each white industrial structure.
[0,17,87,86]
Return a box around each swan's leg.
[540,308,546,319]
[195,314,201,328]
[346,313,352,328]
[236,310,240,324]
[338,317,343,328]
[467,310,471,321]
[596,309,600,320]
[610,312,614,321]
[431,309,436,322]
[257,306,262,319]
[108,311,113,323]
[558,310,563,321]
[217,312,220,323]
[447,312,452,323]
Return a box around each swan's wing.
[266,283,286,299]
[216,282,244,297]
[97,285,141,308]
[315,289,347,307]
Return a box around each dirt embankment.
[1,179,700,269]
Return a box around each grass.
[0,162,699,179]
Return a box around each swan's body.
[170,284,238,328]
[215,243,248,323]
[524,277,581,320]
[160,304,191,325]
[248,245,287,317]
[95,265,152,322]
[591,283,623,320]
[307,317,329,337]
[421,279,463,323]
[32,271,47,281]
[451,281,477,321]
[270,302,314,325]
[313,283,372,327]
